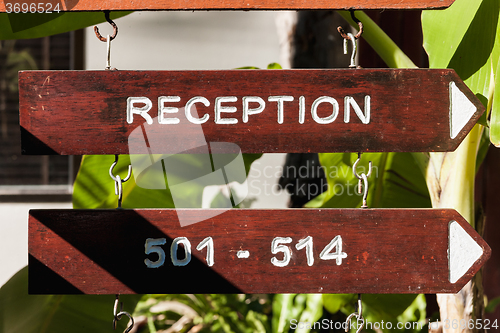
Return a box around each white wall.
[0,202,72,287]
[86,11,281,70]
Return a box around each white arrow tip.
[449,221,483,283]
[450,81,477,139]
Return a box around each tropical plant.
[0,39,37,139]
[1,0,499,331]
[312,1,499,331]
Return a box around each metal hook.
[113,295,135,333]
[357,294,363,317]
[352,153,372,180]
[93,11,117,69]
[337,10,363,40]
[343,32,357,68]
[345,313,364,333]
[338,10,363,68]
[360,173,369,208]
[345,294,364,333]
[113,294,122,330]
[94,11,118,42]
[109,155,132,209]
[352,153,372,208]
[106,34,112,70]
[115,312,134,333]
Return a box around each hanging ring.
[353,153,371,208]
[352,153,372,180]
[113,295,135,333]
[94,11,118,42]
[345,313,364,333]
[109,155,132,208]
[345,294,364,333]
[337,10,363,40]
[109,155,133,184]
[115,311,134,333]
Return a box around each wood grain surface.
[19,69,484,155]
[0,0,456,12]
[28,208,490,294]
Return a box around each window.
[0,31,83,202]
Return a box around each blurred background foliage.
[1,0,499,331]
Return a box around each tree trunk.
[274,11,348,207]
[426,125,485,333]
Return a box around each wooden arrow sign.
[19,69,484,155]
[0,0,456,12]
[28,208,490,294]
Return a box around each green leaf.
[423,0,500,146]
[307,153,430,209]
[73,153,262,209]
[236,66,261,69]
[296,295,323,333]
[272,294,297,333]
[72,154,173,209]
[422,0,499,224]
[0,11,131,40]
[422,0,484,69]
[267,62,282,69]
[236,63,282,70]
[0,267,141,333]
[486,296,500,313]
[301,154,345,207]
[373,153,431,208]
[491,56,500,146]
[323,294,355,314]
[246,310,269,333]
[362,294,420,333]
[363,295,417,321]
[397,294,427,329]
[133,294,270,333]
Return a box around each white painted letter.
[271,237,292,267]
[186,96,210,124]
[196,236,214,267]
[320,235,347,265]
[311,96,339,124]
[268,96,294,124]
[299,96,305,124]
[296,236,314,266]
[237,250,250,258]
[171,237,191,266]
[144,238,166,268]
[158,96,181,124]
[344,95,371,124]
[215,96,238,124]
[127,97,153,124]
[242,96,265,123]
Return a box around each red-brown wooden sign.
[19,69,484,155]
[0,0,456,12]
[29,208,490,294]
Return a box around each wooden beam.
[0,0,456,12]
[29,208,491,294]
[19,69,484,155]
